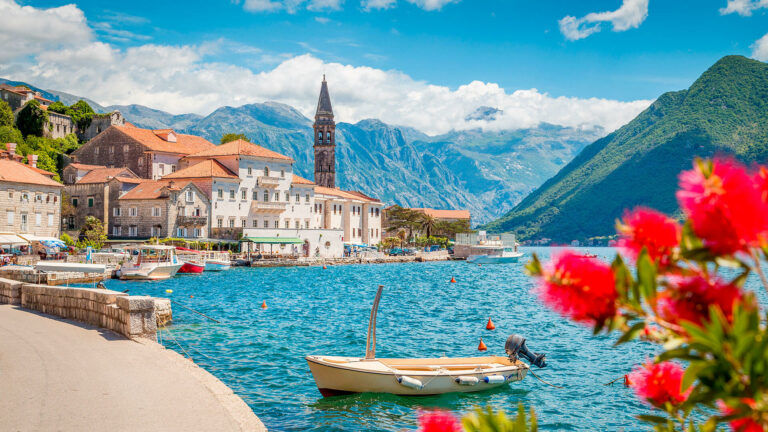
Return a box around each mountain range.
[0,77,604,224]
[483,55,768,241]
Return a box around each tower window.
[318,132,322,139]
[326,132,331,140]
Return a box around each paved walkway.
[0,305,266,432]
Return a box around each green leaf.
[682,362,706,391]
[525,254,543,277]
[616,321,645,345]
[636,250,657,300]
[637,414,671,425]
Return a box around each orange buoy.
[623,374,631,387]
[486,317,495,331]
[261,301,267,309]
[477,338,487,351]
[190,295,194,299]
[323,265,327,270]
[450,276,456,283]
[478,264,482,267]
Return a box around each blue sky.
[3,0,768,133]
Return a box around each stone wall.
[72,127,151,177]
[0,277,168,340]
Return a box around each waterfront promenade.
[0,305,265,432]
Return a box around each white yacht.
[118,245,183,280]
[456,231,523,264]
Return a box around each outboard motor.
[505,334,547,368]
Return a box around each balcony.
[250,201,287,214]
[257,176,281,188]
[176,216,208,226]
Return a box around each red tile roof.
[119,180,184,200]
[411,208,471,220]
[113,125,216,155]
[76,167,137,184]
[0,159,62,187]
[27,165,55,177]
[162,159,238,180]
[291,174,315,185]
[185,139,293,162]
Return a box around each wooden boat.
[306,285,546,397]
[178,260,205,274]
[118,245,182,280]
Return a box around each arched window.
[318,131,322,139]
[264,166,269,176]
[326,131,331,140]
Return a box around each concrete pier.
[0,304,266,432]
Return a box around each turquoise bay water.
[102,247,767,431]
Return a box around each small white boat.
[306,285,546,397]
[203,251,231,271]
[467,247,523,264]
[118,245,182,280]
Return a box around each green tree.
[68,100,95,131]
[60,233,75,247]
[0,126,24,146]
[0,100,13,127]
[79,216,107,249]
[47,101,68,114]
[15,100,48,137]
[221,133,249,144]
[385,206,423,243]
[418,213,437,237]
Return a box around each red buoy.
[261,301,267,309]
[486,317,495,331]
[450,276,456,283]
[323,265,327,270]
[477,338,487,351]
[623,374,630,387]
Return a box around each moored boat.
[203,251,231,271]
[306,285,547,396]
[175,247,206,274]
[458,231,523,264]
[118,245,183,280]
[178,260,205,274]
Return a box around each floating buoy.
[450,276,456,283]
[477,338,487,351]
[165,289,173,294]
[455,376,479,386]
[322,265,327,270]
[623,374,631,387]
[478,264,482,267]
[261,301,267,309]
[486,317,496,331]
[190,295,194,298]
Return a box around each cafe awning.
[19,234,66,248]
[0,233,28,245]
[240,237,305,244]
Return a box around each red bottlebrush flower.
[628,361,691,407]
[537,250,617,324]
[718,399,763,432]
[618,207,680,266]
[417,410,462,432]
[657,274,743,327]
[677,158,768,255]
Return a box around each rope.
[528,368,564,389]
[170,300,220,323]
[603,375,627,386]
[160,325,192,359]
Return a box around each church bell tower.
[313,75,336,188]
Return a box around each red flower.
[677,158,768,255]
[417,411,462,432]
[718,399,763,432]
[657,274,743,327]
[618,207,680,266]
[537,250,617,324]
[628,361,691,407]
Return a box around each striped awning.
[240,237,305,244]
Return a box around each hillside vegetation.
[483,55,768,241]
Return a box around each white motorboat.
[306,285,546,397]
[457,231,523,264]
[467,247,523,264]
[118,245,182,280]
[203,251,231,271]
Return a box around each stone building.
[0,84,52,111]
[0,154,63,238]
[71,125,216,179]
[111,180,211,239]
[313,76,336,188]
[46,111,77,139]
[62,167,142,232]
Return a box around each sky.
[1,0,768,134]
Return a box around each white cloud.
[362,0,396,11]
[1,0,650,136]
[559,0,649,41]
[751,33,768,61]
[240,0,341,12]
[720,0,768,16]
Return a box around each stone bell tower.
[313,75,336,188]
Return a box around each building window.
[253,220,258,228]
[129,226,137,237]
[113,226,122,236]
[7,211,13,225]
[229,219,234,228]
[47,214,53,227]
[318,131,322,139]
[295,193,300,203]
[159,165,164,175]
[177,228,184,237]
[375,208,380,216]
[263,191,269,202]
[295,221,299,229]
[229,189,235,200]
[326,131,331,140]
[376,228,379,237]
[252,190,258,200]
[110,146,114,154]
[194,228,200,237]
[152,207,161,217]
[194,207,201,217]
[241,219,246,228]
[218,189,223,200]
[280,169,285,178]
[88,197,94,207]
[285,192,289,202]
[285,220,290,229]
[274,192,279,202]
[264,166,269,176]
[242,189,247,200]
[247,167,252,176]
[95,147,99,155]
[217,218,223,228]
[138,158,143,167]
[305,193,310,203]
[273,220,278,229]
[263,220,268,228]
[305,221,309,229]
[179,206,186,216]
[113,207,121,217]
[72,198,78,208]
[171,165,176,173]
[186,190,194,202]
[129,207,137,217]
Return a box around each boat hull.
[467,254,522,264]
[306,355,527,396]
[204,260,231,271]
[178,261,205,274]
[119,263,183,280]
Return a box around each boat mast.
[365,285,384,360]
